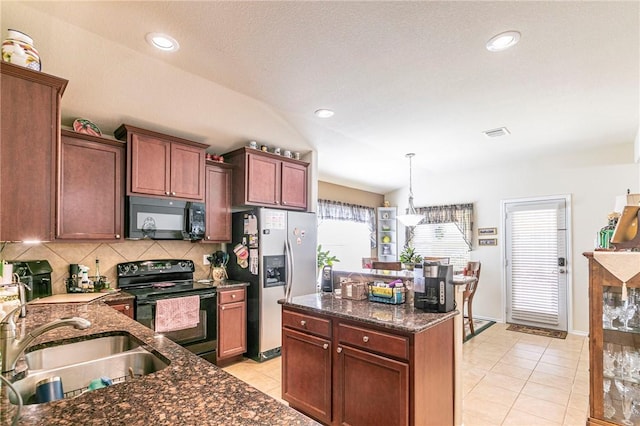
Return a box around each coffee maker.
[413,262,454,312]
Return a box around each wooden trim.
[114,123,209,149]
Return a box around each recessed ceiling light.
[486,31,520,52]
[145,32,180,52]
[314,109,334,118]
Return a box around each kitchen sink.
[25,333,142,370]
[9,347,169,405]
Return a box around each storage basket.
[368,283,406,305]
[340,277,368,300]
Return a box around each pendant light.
[396,153,424,227]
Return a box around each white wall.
[388,143,639,334]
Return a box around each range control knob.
[179,261,187,269]
[117,264,129,275]
[130,264,139,273]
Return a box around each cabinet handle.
[300,320,306,327]
[323,343,328,350]
[363,336,369,343]
[337,347,342,353]
[115,234,121,239]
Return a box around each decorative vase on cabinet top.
[1,29,41,71]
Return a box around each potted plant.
[317,244,340,268]
[400,246,423,270]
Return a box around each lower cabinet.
[105,299,134,319]
[282,306,454,426]
[217,287,247,362]
[282,328,332,424]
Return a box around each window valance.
[415,203,474,250]
[317,199,377,248]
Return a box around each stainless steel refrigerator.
[227,208,317,361]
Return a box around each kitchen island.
[280,292,457,426]
[0,301,317,426]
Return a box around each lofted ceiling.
[9,1,640,194]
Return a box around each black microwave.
[126,196,205,240]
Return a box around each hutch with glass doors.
[586,252,640,426]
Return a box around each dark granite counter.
[279,292,457,334]
[1,299,316,426]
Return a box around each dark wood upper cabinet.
[204,162,232,243]
[0,62,67,242]
[225,148,308,211]
[57,130,124,241]
[115,124,208,202]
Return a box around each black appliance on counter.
[126,196,205,240]
[413,262,454,313]
[10,260,53,301]
[117,259,218,362]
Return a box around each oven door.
[135,292,217,359]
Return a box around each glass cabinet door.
[601,285,640,426]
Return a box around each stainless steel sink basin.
[9,347,169,405]
[25,333,142,370]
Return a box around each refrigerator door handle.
[284,238,294,301]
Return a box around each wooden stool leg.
[468,299,475,335]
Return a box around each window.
[411,203,474,272]
[318,220,372,271]
[317,199,376,271]
[413,223,470,272]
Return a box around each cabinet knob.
[124,305,130,310]
[171,192,176,196]
[232,294,236,299]
[323,343,329,350]
[115,234,121,239]
[207,236,211,240]
[337,347,342,353]
[283,201,287,205]
[221,306,225,311]
[165,191,170,195]
[363,336,369,343]
[300,320,306,327]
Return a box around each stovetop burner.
[116,259,216,301]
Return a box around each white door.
[504,197,569,331]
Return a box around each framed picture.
[479,238,498,246]
[478,227,497,235]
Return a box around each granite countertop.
[279,292,458,334]
[1,299,317,426]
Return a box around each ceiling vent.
[482,127,510,138]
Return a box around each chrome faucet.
[0,304,91,373]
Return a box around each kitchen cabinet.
[57,130,124,241]
[585,252,640,426]
[217,287,247,363]
[377,207,398,261]
[204,162,232,242]
[282,305,453,426]
[114,124,208,201]
[0,62,67,242]
[105,300,134,319]
[225,147,308,211]
[282,310,333,424]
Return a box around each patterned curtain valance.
[317,199,377,248]
[415,203,474,250]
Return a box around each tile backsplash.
[1,241,223,294]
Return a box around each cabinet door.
[170,143,205,200]
[282,328,332,424]
[106,301,134,319]
[336,345,409,426]
[1,65,66,241]
[58,133,123,240]
[281,161,308,210]
[218,299,247,359]
[204,164,231,242]
[130,134,171,196]
[246,153,280,206]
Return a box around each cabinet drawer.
[219,288,245,304]
[283,309,331,338]
[338,323,409,360]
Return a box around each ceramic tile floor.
[222,322,589,426]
